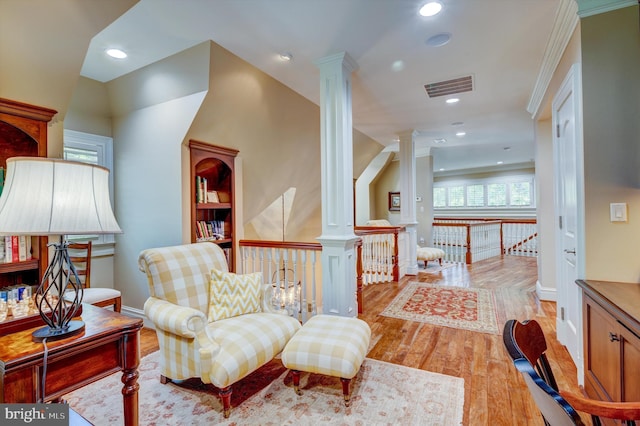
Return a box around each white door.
[553,64,583,376]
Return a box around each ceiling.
[80,0,561,172]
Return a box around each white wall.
[535,118,557,300]
[355,150,393,225]
[113,92,207,310]
[581,5,640,282]
[416,155,434,245]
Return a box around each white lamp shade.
[0,157,122,235]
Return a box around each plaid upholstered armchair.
[138,242,301,418]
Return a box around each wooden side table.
[0,304,143,426]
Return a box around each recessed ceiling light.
[106,48,127,59]
[419,2,443,17]
[456,131,466,137]
[391,60,405,72]
[279,52,293,61]
[439,168,445,171]
[497,161,504,165]
[433,138,447,144]
[446,98,459,104]
[426,33,451,47]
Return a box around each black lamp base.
[32,320,85,343]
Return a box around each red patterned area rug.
[381,282,500,334]
[63,351,464,425]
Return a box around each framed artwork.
[388,191,400,211]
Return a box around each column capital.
[315,51,359,73]
[397,129,419,142]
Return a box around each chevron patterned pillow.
[208,269,263,322]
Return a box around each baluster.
[310,250,318,320]
[300,250,308,323]
[283,249,291,314]
[365,235,370,281]
[291,249,299,319]
[240,245,246,274]
[266,248,275,308]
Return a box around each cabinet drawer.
[43,340,121,398]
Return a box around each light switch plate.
[610,203,627,222]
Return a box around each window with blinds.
[63,130,115,247]
[466,184,484,207]
[433,175,534,210]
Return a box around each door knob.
[564,249,576,254]
[609,332,620,342]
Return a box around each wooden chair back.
[68,241,92,289]
[503,319,583,426]
[504,319,639,426]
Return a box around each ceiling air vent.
[424,75,473,98]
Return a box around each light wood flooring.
[138,255,583,425]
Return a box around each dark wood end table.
[0,304,143,426]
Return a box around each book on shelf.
[18,236,27,261]
[196,176,209,203]
[2,235,33,263]
[195,220,227,241]
[0,166,4,196]
[3,236,10,263]
[11,236,18,262]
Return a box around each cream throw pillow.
[208,269,262,321]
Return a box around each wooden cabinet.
[0,98,56,288]
[578,279,640,411]
[189,140,238,271]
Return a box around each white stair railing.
[432,217,537,263]
[432,223,468,263]
[354,226,405,284]
[502,220,538,257]
[239,241,321,324]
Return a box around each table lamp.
[0,157,122,342]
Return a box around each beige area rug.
[381,282,500,334]
[63,351,464,426]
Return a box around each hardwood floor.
[138,255,583,425]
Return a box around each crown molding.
[527,0,579,118]
[576,0,637,17]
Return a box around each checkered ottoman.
[281,314,371,406]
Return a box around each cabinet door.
[584,296,621,401]
[619,325,640,401]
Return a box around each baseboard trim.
[536,280,557,301]
[121,305,154,329]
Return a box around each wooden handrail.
[239,239,322,250]
[354,226,405,235]
[506,232,538,253]
[435,217,536,223]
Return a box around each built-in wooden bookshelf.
[0,98,56,288]
[189,140,238,271]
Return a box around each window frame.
[63,130,115,253]
[433,174,535,211]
